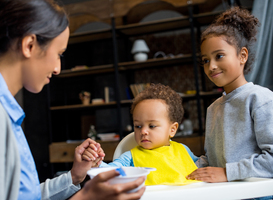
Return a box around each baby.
[83,83,199,185]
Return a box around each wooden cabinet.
[49,140,120,163]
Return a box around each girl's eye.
[216,54,224,60]
[149,125,156,128]
[202,58,209,65]
[58,54,64,58]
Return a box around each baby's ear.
[240,47,248,65]
[169,122,179,138]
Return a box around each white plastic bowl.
[87,167,150,193]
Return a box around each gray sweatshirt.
[196,82,273,181]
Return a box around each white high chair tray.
[141,177,273,200]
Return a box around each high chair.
[112,132,137,160]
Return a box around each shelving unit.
[54,54,193,78]
[48,0,226,166]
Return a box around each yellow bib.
[131,141,199,185]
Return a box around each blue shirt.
[100,143,199,167]
[0,74,41,200]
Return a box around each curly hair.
[131,83,184,124]
[201,7,259,74]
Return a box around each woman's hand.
[82,144,105,167]
[71,138,105,185]
[71,169,146,200]
[186,167,227,183]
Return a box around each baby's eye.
[134,125,141,129]
[149,125,156,128]
[216,54,224,60]
[58,54,64,58]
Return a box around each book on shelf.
[129,83,150,98]
[104,86,115,103]
[125,87,133,99]
[104,87,109,103]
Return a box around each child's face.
[201,36,247,93]
[133,99,177,150]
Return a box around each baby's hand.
[82,143,105,167]
[96,145,105,166]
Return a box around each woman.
[0,0,145,199]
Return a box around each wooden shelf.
[50,100,131,111]
[116,11,221,36]
[116,15,191,36]
[51,101,116,111]
[50,91,221,111]
[119,54,192,70]
[69,28,112,44]
[57,64,114,78]
[179,91,222,99]
[56,54,193,78]
[68,10,223,44]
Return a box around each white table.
[141,178,273,200]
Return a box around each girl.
[0,0,144,199]
[187,6,273,188]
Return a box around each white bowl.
[87,167,150,193]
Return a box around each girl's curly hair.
[131,83,184,124]
[201,7,259,74]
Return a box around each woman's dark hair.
[201,7,259,74]
[131,83,184,124]
[0,0,68,56]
